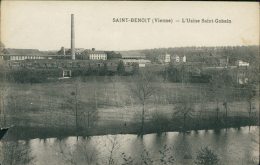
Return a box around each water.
[1,126,258,165]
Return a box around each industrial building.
[1,49,46,60]
[78,48,107,60]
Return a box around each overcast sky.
[1,1,259,51]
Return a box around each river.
[1,126,258,165]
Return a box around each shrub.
[195,146,219,165]
[149,111,169,134]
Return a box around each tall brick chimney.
[71,14,75,60]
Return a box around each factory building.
[57,47,85,55]
[77,48,107,60]
[1,48,46,60]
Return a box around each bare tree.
[220,69,234,129]
[0,140,35,165]
[52,140,100,165]
[173,95,195,132]
[128,71,162,137]
[244,84,257,130]
[72,77,99,137]
[71,77,82,140]
[210,73,221,120]
[78,102,99,136]
[211,69,234,129]
[1,79,8,128]
[103,135,124,165]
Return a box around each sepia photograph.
[0,1,259,165]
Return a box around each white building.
[78,49,107,60]
[235,60,249,67]
[171,54,186,63]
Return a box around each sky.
[1,1,259,51]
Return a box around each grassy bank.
[1,77,258,140]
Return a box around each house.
[77,48,107,60]
[171,54,186,63]
[1,48,46,60]
[235,60,249,67]
[218,56,229,66]
[237,72,248,84]
[157,52,171,63]
[180,55,186,63]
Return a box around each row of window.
[10,56,45,60]
[89,54,107,60]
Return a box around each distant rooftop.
[115,51,146,58]
[2,48,43,55]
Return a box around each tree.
[100,63,108,76]
[210,68,234,128]
[195,147,219,165]
[210,72,221,121]
[167,63,180,83]
[179,64,190,84]
[1,140,35,165]
[1,79,8,128]
[71,77,83,140]
[244,84,257,129]
[220,69,234,129]
[132,62,140,75]
[173,95,195,132]
[86,67,93,76]
[53,140,100,165]
[117,60,125,76]
[78,103,99,136]
[104,135,124,165]
[129,71,162,137]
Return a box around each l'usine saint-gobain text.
[182,18,232,23]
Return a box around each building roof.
[67,48,86,53]
[82,50,107,54]
[115,51,146,58]
[160,52,170,55]
[171,54,186,58]
[75,48,85,53]
[2,48,43,55]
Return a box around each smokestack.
[61,47,65,55]
[71,14,75,60]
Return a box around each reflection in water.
[0,126,258,165]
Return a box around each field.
[1,76,259,139]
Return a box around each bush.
[195,147,219,165]
[149,111,170,134]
